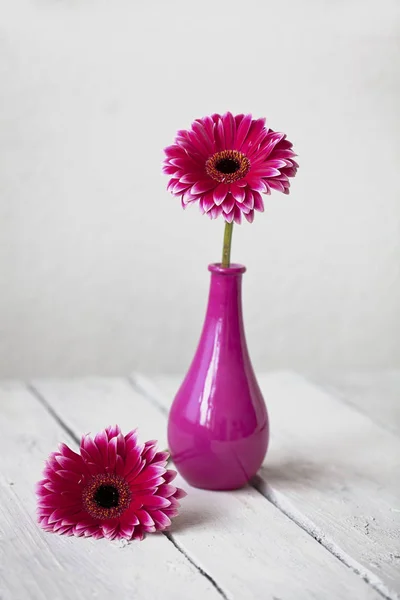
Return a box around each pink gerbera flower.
[36,426,186,541]
[163,112,298,224]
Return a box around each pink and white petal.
[163,508,179,518]
[141,495,171,509]
[173,488,187,500]
[191,121,214,152]
[107,436,118,472]
[221,194,235,214]
[258,132,286,158]
[143,525,157,534]
[222,112,236,148]
[143,445,158,464]
[209,205,223,220]
[58,443,82,463]
[151,510,172,530]
[163,145,183,158]
[213,183,228,205]
[162,470,177,484]
[215,118,226,150]
[131,465,166,485]
[182,190,197,205]
[200,191,216,212]
[234,114,252,149]
[224,209,235,224]
[268,179,284,192]
[54,455,84,473]
[116,433,126,459]
[132,527,145,541]
[253,191,265,212]
[151,451,170,465]
[101,519,120,539]
[233,206,242,224]
[243,117,266,150]
[242,190,254,210]
[157,484,177,498]
[179,172,201,185]
[190,180,215,195]
[167,178,178,193]
[246,177,266,193]
[53,469,83,484]
[230,184,245,203]
[244,210,255,223]
[173,181,191,195]
[105,425,121,440]
[263,159,288,169]
[94,430,109,463]
[136,509,155,527]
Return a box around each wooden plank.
[147,372,400,598]
[0,382,221,600]
[311,371,400,436]
[33,377,384,600]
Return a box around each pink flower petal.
[200,191,215,213]
[131,465,166,485]
[190,180,215,195]
[242,190,254,210]
[213,183,228,205]
[224,209,235,224]
[253,191,265,212]
[94,430,109,462]
[222,111,236,148]
[173,488,188,499]
[142,495,171,509]
[234,114,252,149]
[233,206,242,224]
[162,470,177,484]
[221,194,235,214]
[230,184,245,203]
[151,510,171,529]
[136,509,155,527]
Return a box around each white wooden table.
[1,371,399,600]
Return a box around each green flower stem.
[221,221,234,268]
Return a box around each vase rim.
[208,263,246,275]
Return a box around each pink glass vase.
[167,263,269,490]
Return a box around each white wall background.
[0,0,399,377]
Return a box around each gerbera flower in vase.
[163,112,298,490]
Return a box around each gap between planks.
[26,382,229,600]
[129,373,400,600]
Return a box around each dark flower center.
[215,158,240,174]
[205,150,250,184]
[82,473,131,520]
[94,484,119,509]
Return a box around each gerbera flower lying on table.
[163,112,298,266]
[36,426,186,541]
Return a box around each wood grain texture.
[310,371,400,436]
[0,383,220,600]
[33,377,383,600]
[147,372,400,599]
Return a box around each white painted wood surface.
[0,372,399,600]
[311,371,400,436]
[145,372,400,599]
[0,383,220,600]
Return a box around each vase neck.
[205,263,246,328]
